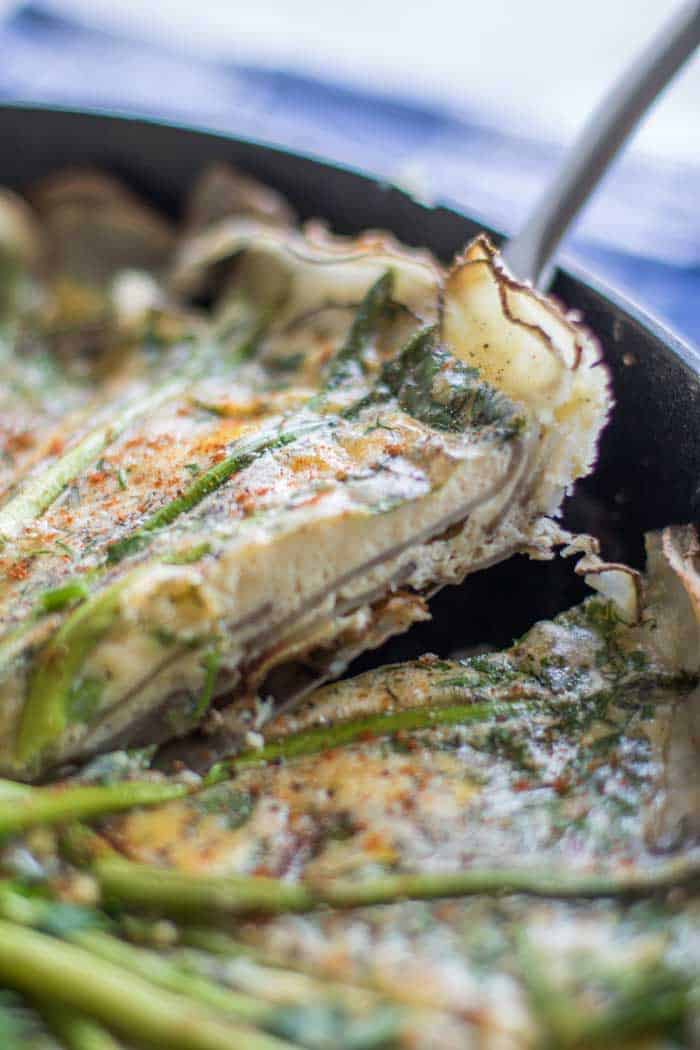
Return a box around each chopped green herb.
[351,325,521,437]
[162,542,212,565]
[38,580,89,614]
[195,784,254,830]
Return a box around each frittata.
[0,167,609,778]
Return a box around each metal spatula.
[502,0,700,290]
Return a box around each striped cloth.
[1,3,698,344]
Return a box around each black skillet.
[1,102,698,663]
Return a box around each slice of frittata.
[0,167,610,778]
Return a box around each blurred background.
[0,0,698,342]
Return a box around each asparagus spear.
[93,853,700,920]
[97,859,314,918]
[204,698,524,785]
[70,928,277,1027]
[17,576,134,766]
[0,987,60,1050]
[315,859,700,906]
[105,272,394,566]
[0,284,258,550]
[0,780,188,839]
[78,928,403,1048]
[58,823,121,867]
[0,884,403,1048]
[105,425,323,565]
[6,274,402,773]
[169,927,274,962]
[0,881,403,1049]
[38,581,90,614]
[41,1007,124,1050]
[0,919,300,1050]
[170,927,417,1016]
[0,382,187,546]
[322,271,393,391]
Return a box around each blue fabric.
[2,4,698,345]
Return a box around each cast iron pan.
[2,103,698,661]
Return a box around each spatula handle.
[502,1,700,289]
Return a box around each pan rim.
[1,98,698,376]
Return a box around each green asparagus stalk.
[97,859,314,918]
[0,919,299,1050]
[88,924,405,1049]
[2,263,388,547]
[173,928,401,1015]
[323,271,393,391]
[173,927,266,960]
[93,853,700,920]
[105,425,321,565]
[16,574,136,765]
[204,699,524,784]
[0,883,403,1045]
[0,879,261,1024]
[5,275,402,771]
[0,881,100,935]
[38,580,91,614]
[71,928,276,1026]
[105,271,393,567]
[41,1007,123,1050]
[0,383,184,546]
[0,780,188,839]
[316,861,699,906]
[59,823,122,867]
